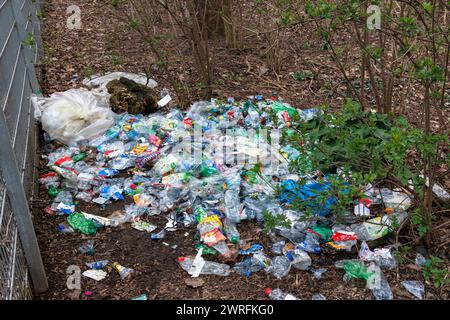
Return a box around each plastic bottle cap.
[176,257,185,262]
[264,288,272,296]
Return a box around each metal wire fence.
[0,0,47,299]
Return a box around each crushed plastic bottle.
[224,190,241,223]
[234,256,264,277]
[415,253,427,267]
[78,240,95,255]
[285,249,311,270]
[401,280,424,300]
[311,267,327,280]
[358,241,396,269]
[57,222,74,234]
[341,260,373,281]
[269,256,291,279]
[51,191,75,215]
[112,262,134,280]
[177,256,231,277]
[270,241,286,255]
[86,260,109,270]
[366,264,393,300]
[150,229,166,240]
[311,293,327,300]
[223,218,240,244]
[265,288,299,300]
[297,232,321,253]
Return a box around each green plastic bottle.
[48,186,60,198]
[195,243,218,255]
[72,152,86,162]
[67,212,97,235]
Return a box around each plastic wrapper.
[35,89,115,145]
[401,280,424,300]
[359,241,397,269]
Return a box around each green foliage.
[398,16,420,37]
[279,99,446,230]
[394,245,412,264]
[279,10,293,26]
[83,65,94,79]
[364,45,383,60]
[129,19,140,29]
[292,70,314,81]
[262,210,291,235]
[421,2,434,15]
[423,256,450,289]
[111,54,123,66]
[305,0,336,19]
[415,58,445,83]
[338,0,362,21]
[23,33,35,46]
[411,209,431,236]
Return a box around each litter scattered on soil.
[32,73,439,300]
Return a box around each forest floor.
[33,0,449,300]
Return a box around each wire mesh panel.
[0,0,45,300]
[0,171,32,300]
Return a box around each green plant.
[111,54,123,66]
[394,245,412,265]
[423,256,450,289]
[23,33,35,46]
[279,99,447,236]
[83,65,94,79]
[292,70,314,81]
[262,210,291,235]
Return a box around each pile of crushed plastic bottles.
[37,84,423,300]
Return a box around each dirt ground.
[33,0,449,300]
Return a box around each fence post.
[0,109,48,294]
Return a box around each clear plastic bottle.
[265,288,299,300]
[85,260,109,270]
[176,256,231,276]
[253,251,272,272]
[285,249,311,270]
[212,241,232,256]
[112,262,134,280]
[269,256,291,279]
[223,218,240,244]
[297,232,321,253]
[57,222,74,234]
[367,264,393,300]
[234,256,263,277]
[224,190,241,223]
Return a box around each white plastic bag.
[39,88,115,145]
[82,72,158,107]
